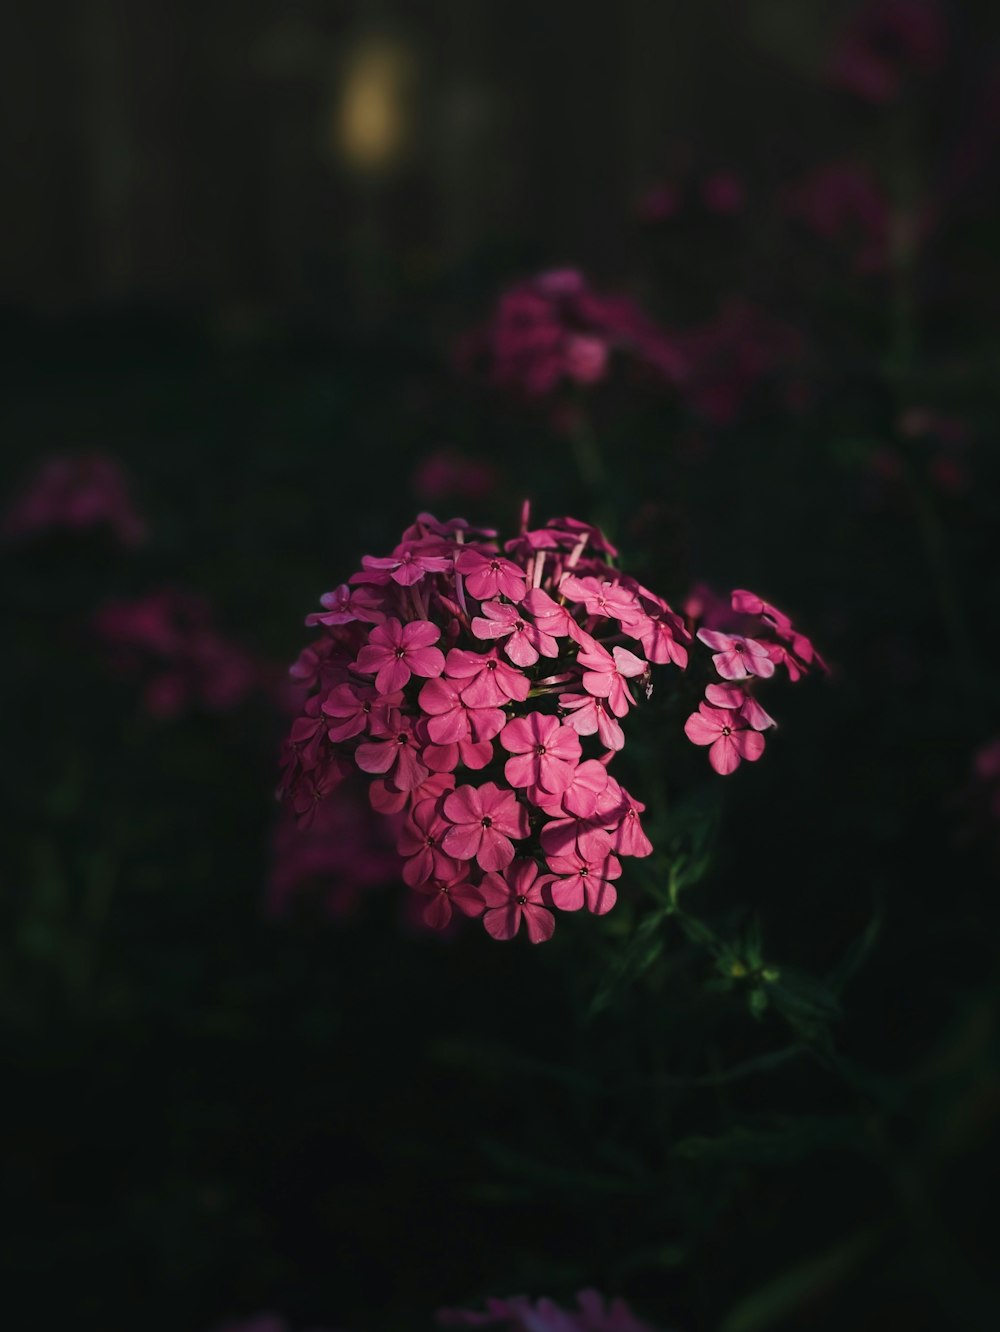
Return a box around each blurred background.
[3,2,1000,1330]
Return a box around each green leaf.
[720,1226,883,1332]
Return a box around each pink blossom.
[559,691,625,751]
[547,845,622,915]
[479,859,556,943]
[370,769,454,816]
[829,0,946,104]
[578,643,648,717]
[455,548,527,602]
[441,782,530,871]
[530,758,610,820]
[521,587,589,643]
[500,713,582,794]
[705,682,777,732]
[696,629,775,681]
[353,618,445,693]
[361,547,453,586]
[305,583,385,627]
[598,779,654,858]
[355,714,429,790]
[437,1287,662,1330]
[560,575,643,627]
[412,449,499,502]
[472,600,559,666]
[3,451,147,547]
[684,703,766,775]
[397,797,464,887]
[322,682,402,742]
[415,872,485,930]
[445,647,531,708]
[784,162,890,273]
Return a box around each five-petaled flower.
[479,858,556,943]
[354,618,445,693]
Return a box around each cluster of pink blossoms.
[279,511,824,941]
[279,510,693,943]
[682,586,827,776]
[438,1288,661,1331]
[456,269,687,399]
[3,451,147,547]
[95,587,264,719]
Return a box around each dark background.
[2,3,1000,1330]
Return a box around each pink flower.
[784,161,890,273]
[578,643,648,716]
[705,682,777,732]
[455,548,527,602]
[559,691,625,751]
[3,451,147,547]
[471,600,559,666]
[598,779,654,858]
[547,843,622,915]
[500,713,582,794]
[321,682,402,742]
[412,450,499,502]
[530,757,610,819]
[479,859,556,943]
[415,872,485,930]
[355,714,429,790]
[521,587,589,643]
[441,782,530,871]
[444,647,531,708]
[369,769,454,816]
[829,0,946,104]
[397,797,463,887]
[305,583,385,627]
[353,618,445,693]
[361,547,453,585]
[696,629,775,681]
[684,703,766,775]
[560,574,643,627]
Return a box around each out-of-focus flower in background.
[412,449,501,503]
[828,0,947,104]
[456,269,687,402]
[94,586,264,719]
[784,161,891,273]
[3,451,147,547]
[268,779,401,920]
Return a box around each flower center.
[485,659,497,671]
[514,620,525,632]
[516,894,528,905]
[721,726,731,737]
[733,642,744,653]
[489,560,501,571]
[580,867,589,877]
[480,816,492,829]
[535,744,546,756]
[395,647,406,659]
[397,732,409,745]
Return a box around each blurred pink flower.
[94,587,262,719]
[785,161,890,273]
[413,450,500,503]
[829,0,946,104]
[4,451,147,547]
[438,1287,663,1330]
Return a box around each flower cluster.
[456,269,687,399]
[95,587,264,719]
[279,510,691,943]
[828,0,946,105]
[683,587,827,775]
[268,782,402,920]
[438,1288,662,1331]
[3,451,147,548]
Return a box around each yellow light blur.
[335,38,413,172]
